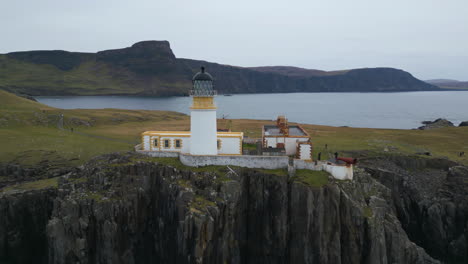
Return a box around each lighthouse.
[138,67,352,181]
[140,67,243,156]
[189,67,218,155]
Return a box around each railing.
[243,138,262,144]
[189,90,217,97]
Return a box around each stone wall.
[137,150,353,180]
[180,153,289,169]
[294,159,321,170]
[136,150,179,158]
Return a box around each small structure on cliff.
[263,116,312,160]
[138,67,354,180]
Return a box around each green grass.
[0,126,131,166]
[83,191,106,202]
[131,156,244,183]
[190,195,216,213]
[303,124,468,164]
[1,177,59,192]
[0,55,194,96]
[242,143,257,151]
[258,168,288,176]
[362,206,373,218]
[0,55,143,95]
[294,169,329,187]
[0,90,186,167]
[177,179,191,188]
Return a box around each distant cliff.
[426,79,468,90]
[1,153,467,263]
[0,40,439,96]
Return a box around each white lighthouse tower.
[141,67,243,156]
[189,67,218,155]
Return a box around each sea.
[35,91,468,129]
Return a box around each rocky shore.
[1,153,467,264]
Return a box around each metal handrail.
[189,90,217,96]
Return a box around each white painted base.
[190,109,217,155]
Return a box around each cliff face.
[0,41,438,96]
[363,156,468,264]
[0,188,57,263]
[1,153,466,263]
[182,60,437,94]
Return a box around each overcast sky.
[1,0,467,80]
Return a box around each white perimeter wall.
[191,110,217,155]
[265,137,309,155]
[294,160,320,170]
[143,135,150,151]
[136,150,179,158]
[180,153,289,169]
[323,164,353,180]
[217,136,242,155]
[137,150,353,180]
[299,144,312,160]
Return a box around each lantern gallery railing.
[189,89,217,97]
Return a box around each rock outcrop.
[2,153,467,263]
[361,155,468,264]
[418,118,455,130]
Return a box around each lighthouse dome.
[191,66,215,96]
[192,67,213,81]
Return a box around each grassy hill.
[0,41,439,96]
[0,90,186,166]
[1,91,467,168]
[248,66,350,77]
[0,54,142,95]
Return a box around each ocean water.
[35,92,468,129]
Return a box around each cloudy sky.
[1,0,467,80]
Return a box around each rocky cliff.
[0,41,438,96]
[362,156,468,264]
[1,153,466,264]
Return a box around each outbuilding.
[262,116,312,159]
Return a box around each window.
[217,139,222,150]
[153,138,158,147]
[164,139,170,148]
[174,139,182,149]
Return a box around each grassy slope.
[1,90,467,167]
[0,90,184,166]
[0,55,141,95]
[300,124,468,162]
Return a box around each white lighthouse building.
[140,67,243,156]
[189,67,218,155]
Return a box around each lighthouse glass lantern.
[189,67,218,155]
[191,67,216,96]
